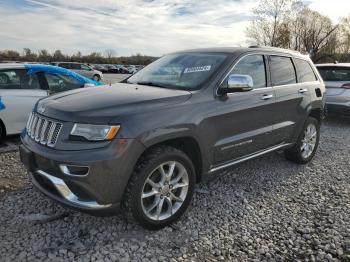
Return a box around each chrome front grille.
[26,113,63,147]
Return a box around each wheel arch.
[309,107,323,124]
[138,135,205,183]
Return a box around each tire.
[284,117,320,164]
[93,75,101,81]
[122,145,196,230]
[0,73,9,84]
[0,121,5,141]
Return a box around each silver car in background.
[316,63,350,115]
[51,62,103,81]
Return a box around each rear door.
[0,69,47,135]
[212,54,277,165]
[269,55,311,144]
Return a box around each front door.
[212,54,277,165]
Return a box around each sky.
[0,0,349,56]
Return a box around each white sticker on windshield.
[184,65,212,74]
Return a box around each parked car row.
[91,64,144,74]
[50,62,104,81]
[0,63,102,139]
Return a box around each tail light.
[341,83,350,89]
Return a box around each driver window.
[44,73,82,93]
[228,55,267,89]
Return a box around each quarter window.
[295,59,317,82]
[228,55,267,89]
[0,69,41,90]
[269,56,297,86]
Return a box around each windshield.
[127,53,227,90]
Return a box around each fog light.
[59,165,89,177]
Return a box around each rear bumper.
[20,135,145,214]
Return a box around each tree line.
[1,1,349,64]
[247,0,350,63]
[0,48,157,65]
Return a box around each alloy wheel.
[141,161,189,221]
[300,123,317,159]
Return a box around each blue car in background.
[0,63,103,139]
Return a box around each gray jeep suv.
[20,47,325,229]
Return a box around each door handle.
[261,94,274,100]
[298,88,308,94]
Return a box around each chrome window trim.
[216,53,272,96]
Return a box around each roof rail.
[248,45,301,54]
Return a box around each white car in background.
[0,63,101,139]
[50,62,104,81]
[316,63,350,115]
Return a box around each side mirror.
[218,74,253,95]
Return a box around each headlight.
[71,124,120,141]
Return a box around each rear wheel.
[285,117,320,164]
[93,75,101,81]
[0,73,9,84]
[122,146,195,230]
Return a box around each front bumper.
[20,135,145,214]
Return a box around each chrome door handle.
[261,94,274,100]
[299,88,308,94]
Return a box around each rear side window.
[269,56,296,86]
[0,69,41,90]
[295,59,317,82]
[81,64,91,71]
[58,63,71,69]
[229,55,267,89]
[317,67,350,81]
[70,64,81,70]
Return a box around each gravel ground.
[1,117,350,261]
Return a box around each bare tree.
[104,49,117,63]
[293,8,339,61]
[38,49,50,62]
[338,16,350,54]
[23,48,37,61]
[246,0,300,47]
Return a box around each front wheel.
[122,146,196,230]
[285,117,320,164]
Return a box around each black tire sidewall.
[130,150,196,229]
[0,73,9,84]
[93,75,100,81]
[0,124,3,141]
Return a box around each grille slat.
[26,113,62,147]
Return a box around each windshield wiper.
[136,81,169,89]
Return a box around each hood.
[36,83,192,123]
